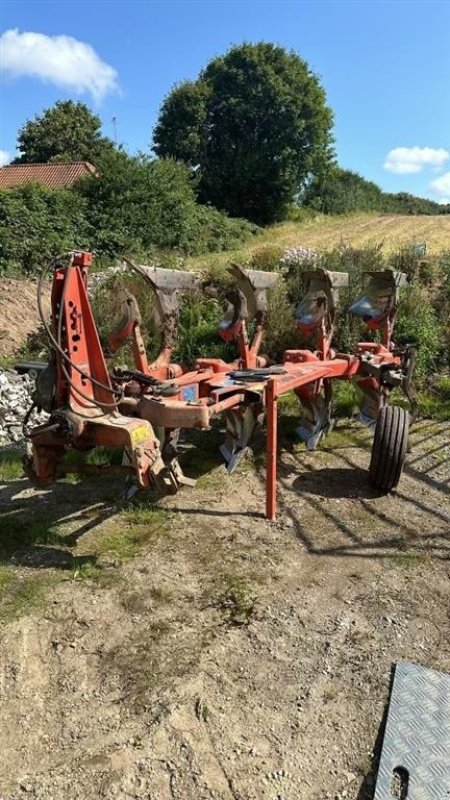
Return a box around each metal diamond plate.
[374,662,450,800]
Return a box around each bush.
[0,155,259,276]
[76,151,259,260]
[185,205,260,255]
[249,245,286,272]
[0,183,89,275]
[395,285,443,376]
[174,295,235,363]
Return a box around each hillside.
[1,212,449,360]
[188,212,450,271]
[268,213,450,251]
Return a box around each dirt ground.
[0,417,449,800]
[0,279,50,357]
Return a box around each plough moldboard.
[24,251,416,519]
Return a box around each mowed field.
[268,213,450,251]
[189,212,450,271]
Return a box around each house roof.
[0,161,98,189]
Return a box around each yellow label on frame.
[130,424,151,446]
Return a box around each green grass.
[0,511,64,561]
[122,504,167,527]
[77,505,169,564]
[389,553,428,568]
[0,566,13,592]
[0,444,174,622]
[0,572,59,622]
[0,354,17,370]
[0,449,24,481]
[415,376,450,421]
[332,381,364,418]
[86,529,142,561]
[321,425,371,451]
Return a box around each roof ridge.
[0,160,95,168]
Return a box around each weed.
[215,578,257,626]
[332,382,364,418]
[415,377,450,421]
[76,506,169,566]
[120,585,174,614]
[72,561,101,582]
[103,619,209,710]
[195,697,212,722]
[322,684,342,703]
[0,566,13,593]
[178,426,224,486]
[149,585,174,603]
[389,553,427,568]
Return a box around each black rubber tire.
[369,405,409,492]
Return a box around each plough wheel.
[369,405,409,492]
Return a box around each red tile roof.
[0,161,98,189]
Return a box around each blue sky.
[1,0,449,202]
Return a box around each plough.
[25,251,415,519]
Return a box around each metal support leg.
[266,378,278,520]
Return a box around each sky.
[1,0,449,202]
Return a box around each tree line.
[1,42,448,275]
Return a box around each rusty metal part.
[228,263,279,320]
[218,265,279,370]
[296,390,334,450]
[106,291,143,359]
[294,270,348,446]
[28,252,169,493]
[295,268,348,359]
[354,341,417,427]
[227,366,286,382]
[112,367,180,397]
[125,258,200,350]
[349,270,407,347]
[135,392,246,430]
[160,427,196,488]
[33,360,57,413]
[104,259,200,377]
[220,403,262,472]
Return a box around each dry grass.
[187,213,450,273]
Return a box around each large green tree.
[14,100,115,166]
[154,43,334,224]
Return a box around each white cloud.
[0,28,119,101]
[0,150,10,166]
[430,171,450,199]
[384,146,449,174]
